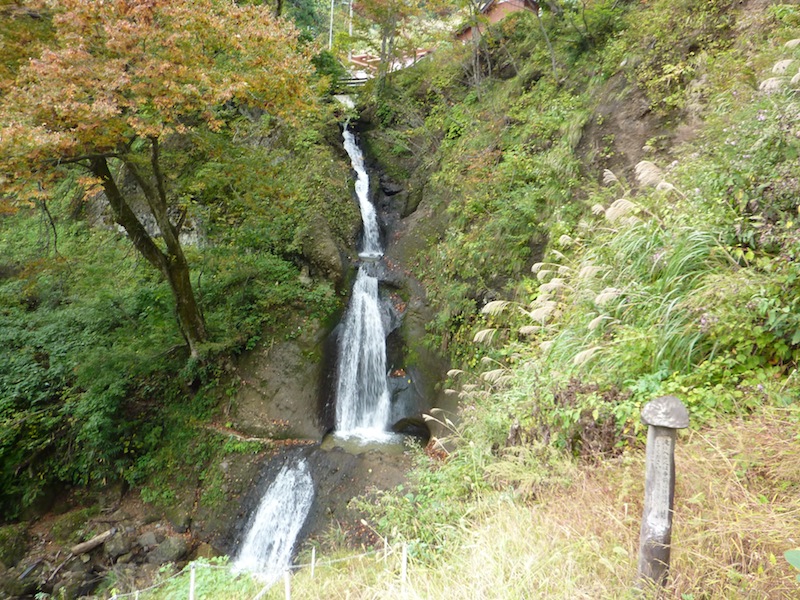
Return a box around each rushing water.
[334,129,393,440]
[233,457,314,579]
[343,129,382,258]
[234,127,391,582]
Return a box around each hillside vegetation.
[304,0,800,596]
[134,0,800,597]
[2,0,800,597]
[0,0,359,520]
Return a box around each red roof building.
[456,0,538,42]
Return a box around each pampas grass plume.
[587,315,609,330]
[578,264,602,279]
[528,300,557,322]
[573,346,601,366]
[481,300,510,315]
[595,287,621,306]
[539,278,565,294]
[605,198,636,223]
[473,328,497,344]
[635,161,663,187]
[602,168,619,186]
[759,77,784,93]
[773,59,794,74]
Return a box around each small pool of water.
[320,431,408,455]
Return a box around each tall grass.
[140,408,800,599]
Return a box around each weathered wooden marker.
[637,395,689,590]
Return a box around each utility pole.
[328,0,335,49]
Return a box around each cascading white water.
[335,268,391,435]
[343,129,382,258]
[335,129,392,439]
[233,458,314,580]
[234,127,389,584]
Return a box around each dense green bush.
[0,107,354,518]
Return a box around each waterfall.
[335,128,392,440]
[233,126,393,583]
[343,129,382,258]
[233,457,314,580]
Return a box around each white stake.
[189,563,196,600]
[401,544,408,593]
[311,547,316,579]
[284,569,291,600]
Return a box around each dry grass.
[147,409,800,599]
[669,410,800,598]
[276,407,800,599]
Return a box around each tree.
[0,0,54,90]
[353,0,425,90]
[0,0,315,358]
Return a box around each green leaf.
[784,548,800,572]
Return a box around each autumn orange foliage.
[0,0,315,197]
[0,0,318,356]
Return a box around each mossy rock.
[0,523,28,567]
[50,506,100,546]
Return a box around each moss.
[0,523,28,567]
[49,506,100,546]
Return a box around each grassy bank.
[140,405,800,598]
[290,0,800,596]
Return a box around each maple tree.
[0,0,316,358]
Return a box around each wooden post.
[637,395,689,590]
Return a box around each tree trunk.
[89,156,206,358]
[163,253,207,358]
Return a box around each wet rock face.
[232,320,331,442]
[300,214,347,282]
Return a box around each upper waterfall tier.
[343,129,382,257]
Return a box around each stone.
[146,536,189,565]
[300,215,345,282]
[165,502,193,534]
[192,542,218,560]
[52,570,91,599]
[0,523,28,567]
[380,176,404,196]
[104,531,133,559]
[0,560,45,597]
[137,531,158,549]
[640,395,689,429]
